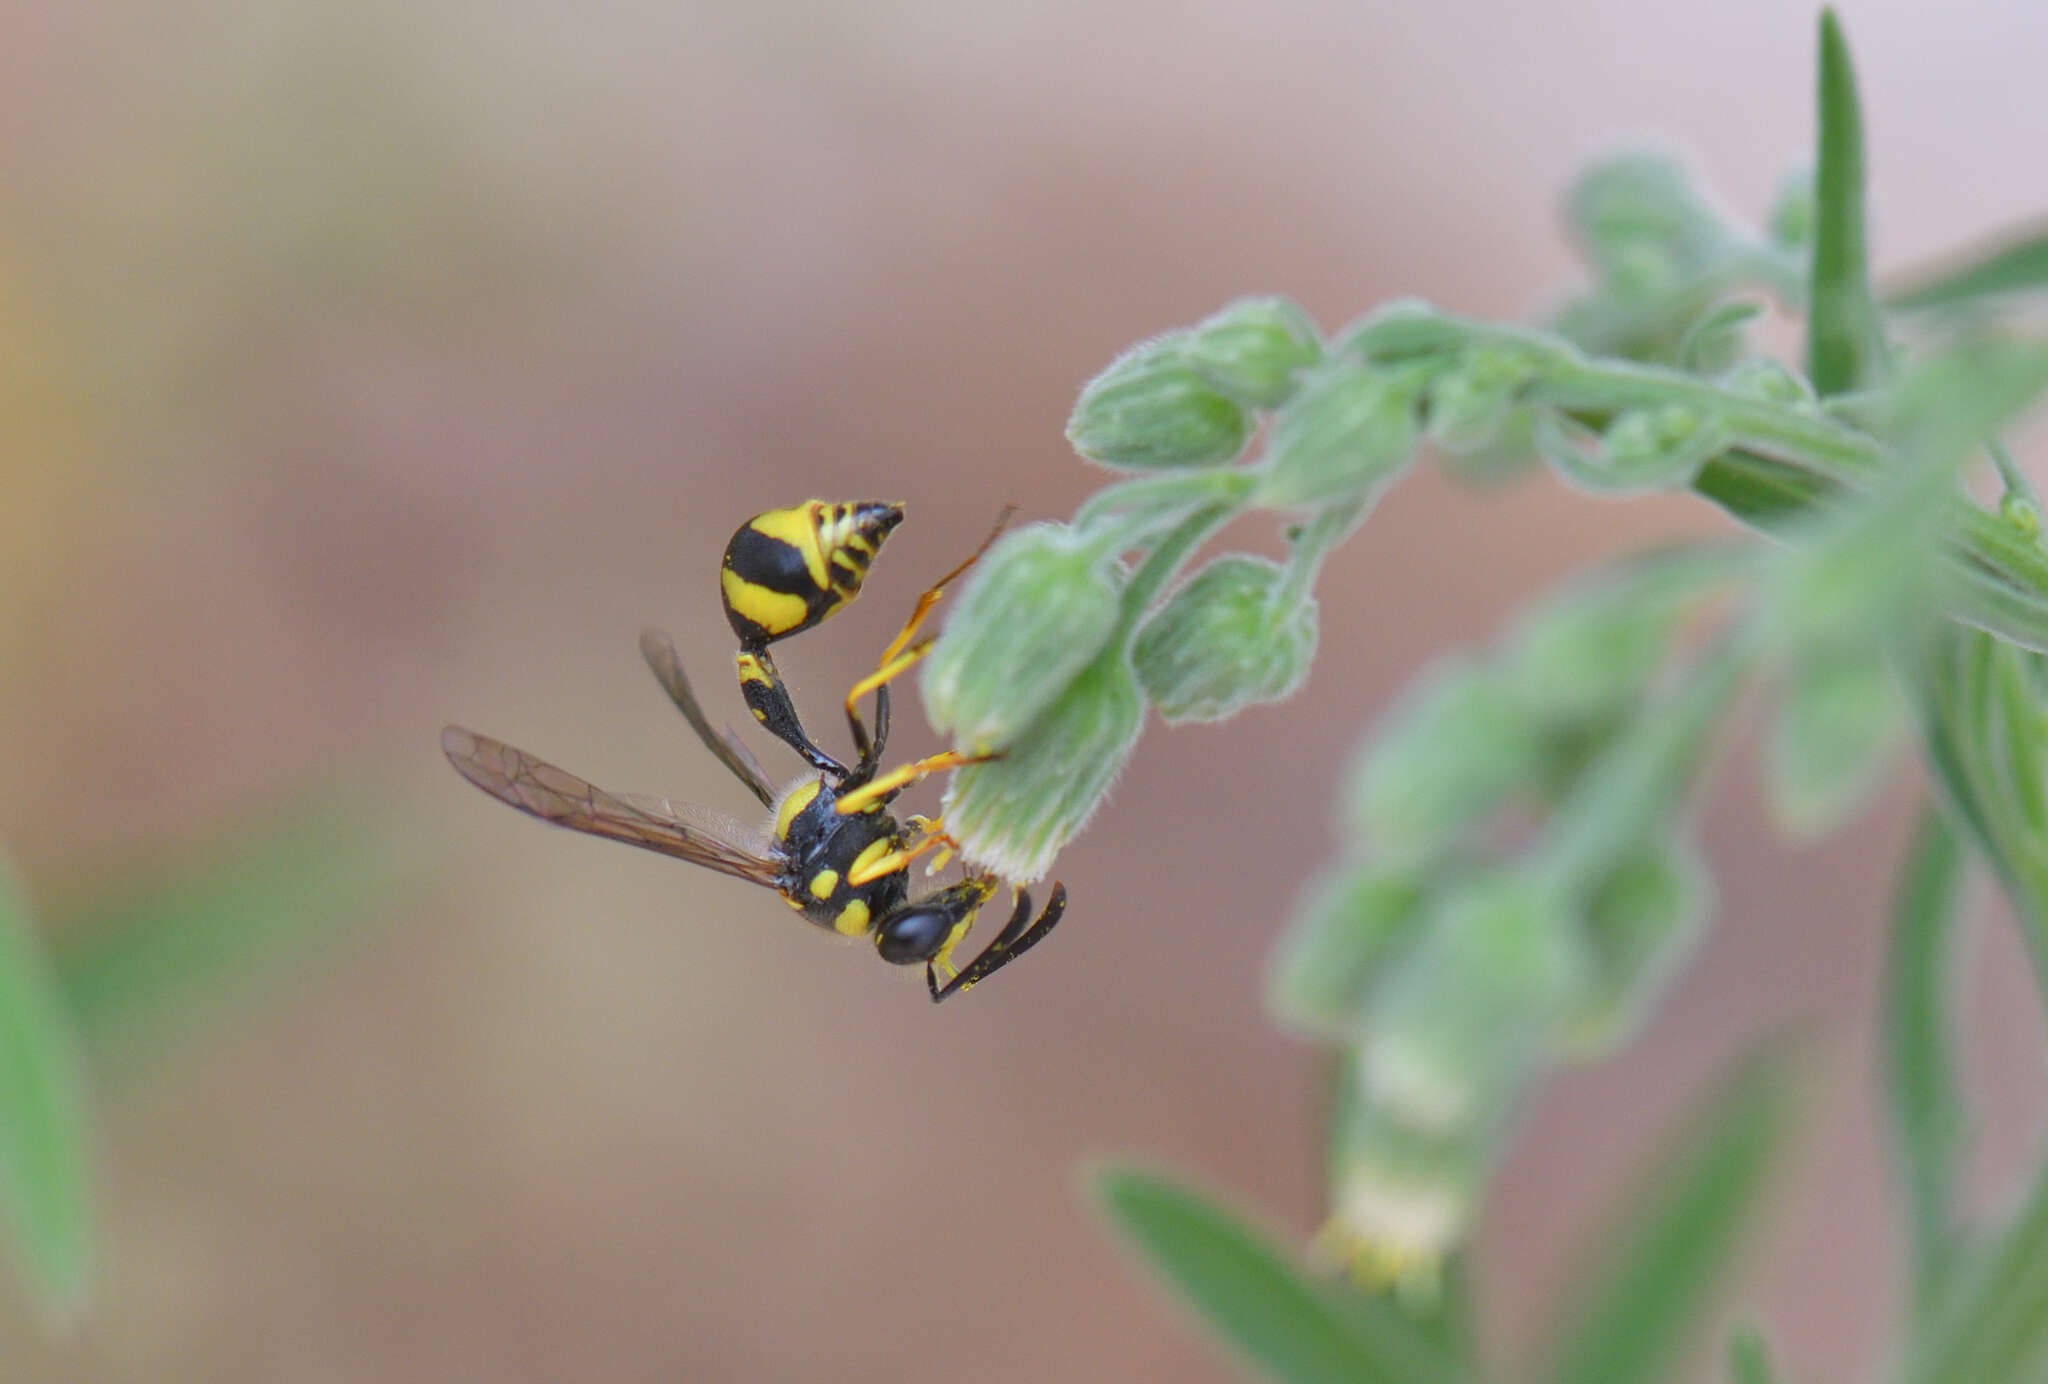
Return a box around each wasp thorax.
[721,499,906,645]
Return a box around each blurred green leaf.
[1726,1325,1783,1384]
[1883,808,1968,1328]
[1543,1044,1797,1384]
[1092,1165,1462,1384]
[1765,648,1905,837]
[1804,10,1888,396]
[1539,635,1749,891]
[1888,225,2048,311]
[51,789,418,1067]
[0,857,93,1321]
[1908,1137,2048,1383]
[1913,629,2048,1007]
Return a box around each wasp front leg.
[928,883,1067,1003]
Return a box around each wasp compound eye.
[875,905,958,965]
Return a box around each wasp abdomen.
[721,499,904,645]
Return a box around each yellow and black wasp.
[443,500,1065,1002]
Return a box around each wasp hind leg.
[736,646,849,779]
[843,503,1016,774]
[928,882,1068,1004]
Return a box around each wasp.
[443,500,1065,1002]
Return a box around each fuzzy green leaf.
[53,790,417,1064]
[0,857,93,1321]
[1804,10,1887,397]
[1888,225,2048,312]
[1092,1166,1460,1384]
[1909,1141,2048,1382]
[1883,807,1968,1328]
[1727,1325,1784,1384]
[1543,1044,1796,1384]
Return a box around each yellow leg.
[845,829,956,887]
[842,504,1017,736]
[836,748,992,815]
[842,640,935,727]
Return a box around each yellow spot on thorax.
[808,869,839,900]
[833,898,871,936]
[775,778,823,840]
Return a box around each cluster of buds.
[1268,550,1735,1283]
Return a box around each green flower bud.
[1765,647,1904,838]
[1502,546,1737,728]
[1675,301,1763,376]
[1066,335,1250,470]
[1182,296,1324,409]
[1536,404,1726,495]
[1131,556,1317,724]
[921,524,1123,755]
[1346,658,1548,860]
[1558,833,1708,1055]
[1266,861,1430,1040]
[1425,346,1539,455]
[1767,166,1815,250]
[1254,360,1424,509]
[1354,872,1583,1132]
[1721,357,1818,409]
[1319,1061,1491,1297]
[1565,152,1728,283]
[2003,492,2043,539]
[941,648,1143,883]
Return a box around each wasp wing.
[442,725,785,889]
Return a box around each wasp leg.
[835,748,995,816]
[929,882,1067,1003]
[639,628,776,808]
[845,824,957,888]
[843,503,1016,774]
[736,646,848,779]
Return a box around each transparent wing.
[639,627,777,808]
[442,725,785,889]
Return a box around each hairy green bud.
[1347,658,1548,860]
[941,649,1143,883]
[1066,335,1250,470]
[1183,296,1323,409]
[1537,403,1726,495]
[1558,833,1708,1055]
[1425,345,1539,455]
[1766,648,1904,837]
[921,524,1123,755]
[1767,166,1816,250]
[1254,359,1424,509]
[1721,357,1818,409]
[1266,862,1429,1040]
[1566,152,1729,285]
[1132,556,1317,723]
[1356,873,1584,1136]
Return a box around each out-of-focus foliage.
[1032,8,2048,1382]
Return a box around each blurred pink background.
[1,1,2046,1379]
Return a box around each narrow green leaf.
[1727,1325,1783,1384]
[1883,807,1967,1328]
[0,857,93,1320]
[1543,1044,1796,1384]
[1092,1165,1461,1384]
[1888,225,2048,311]
[1805,10,1888,396]
[51,789,417,1066]
[1909,1144,2048,1382]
